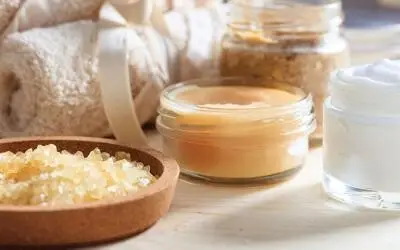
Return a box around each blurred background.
[343,0,400,64]
[222,0,400,64]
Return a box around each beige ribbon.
[98,0,170,147]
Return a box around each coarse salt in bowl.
[0,136,179,247]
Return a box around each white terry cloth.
[0,3,225,138]
[0,19,178,138]
[0,21,110,137]
[0,0,22,35]
[2,0,104,36]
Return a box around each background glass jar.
[220,0,350,141]
[156,77,315,184]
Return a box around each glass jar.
[156,77,315,184]
[220,0,350,141]
[323,60,400,210]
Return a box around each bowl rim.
[0,136,180,212]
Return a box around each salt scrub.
[0,145,156,206]
[323,59,400,209]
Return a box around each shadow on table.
[168,145,321,212]
[169,173,296,212]
[201,183,400,243]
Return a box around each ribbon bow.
[98,0,171,147]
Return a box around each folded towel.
[0,18,178,137]
[0,3,224,138]
[0,0,22,35]
[3,0,104,36]
[0,21,111,137]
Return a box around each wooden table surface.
[85,131,400,250]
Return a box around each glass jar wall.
[220,0,349,141]
[156,77,315,184]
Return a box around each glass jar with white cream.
[323,59,400,209]
[157,77,315,184]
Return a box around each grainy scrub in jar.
[0,145,156,206]
[323,60,400,210]
[220,0,349,140]
[156,77,315,184]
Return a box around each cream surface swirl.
[330,59,400,115]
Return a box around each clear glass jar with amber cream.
[220,0,350,140]
[156,77,315,184]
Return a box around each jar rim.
[157,77,315,140]
[160,76,313,117]
[227,0,343,35]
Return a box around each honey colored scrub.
[0,145,156,206]
[157,78,315,184]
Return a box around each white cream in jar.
[323,59,400,209]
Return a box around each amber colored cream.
[176,86,301,106]
[157,79,315,182]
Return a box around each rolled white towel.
[0,21,111,137]
[0,18,179,137]
[0,3,224,138]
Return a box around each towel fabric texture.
[0,21,110,137]
[0,3,225,138]
[0,20,174,137]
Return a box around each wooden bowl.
[0,136,179,247]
